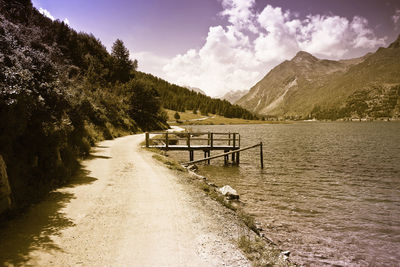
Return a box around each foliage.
[0,0,167,208]
[311,85,400,120]
[0,0,256,210]
[111,39,135,83]
[125,79,166,131]
[135,72,258,120]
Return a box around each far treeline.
[0,0,256,211]
[311,85,400,120]
[136,72,257,119]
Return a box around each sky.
[32,0,400,97]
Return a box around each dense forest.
[0,0,256,211]
[311,85,400,120]
[136,72,257,119]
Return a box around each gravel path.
[0,134,250,266]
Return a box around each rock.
[207,182,217,188]
[187,164,198,172]
[218,185,239,200]
[0,155,12,215]
[281,251,290,257]
[255,222,263,232]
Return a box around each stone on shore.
[218,185,239,200]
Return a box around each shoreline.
[0,133,292,266]
[148,127,295,265]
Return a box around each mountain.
[184,86,207,95]
[220,90,249,104]
[237,36,400,119]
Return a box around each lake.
[167,122,400,266]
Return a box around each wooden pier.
[145,132,263,168]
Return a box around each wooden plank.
[183,143,261,165]
[149,132,239,135]
[146,145,239,151]
[149,138,236,141]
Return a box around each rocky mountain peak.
[292,51,318,62]
[388,34,400,49]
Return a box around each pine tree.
[174,112,180,120]
[111,39,135,83]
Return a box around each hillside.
[0,0,258,212]
[221,90,248,104]
[237,36,400,119]
[0,0,172,211]
[185,86,206,95]
[135,72,257,120]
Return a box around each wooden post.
[228,133,231,146]
[232,133,236,161]
[189,150,194,161]
[260,142,264,169]
[239,134,241,147]
[236,152,240,165]
[187,133,191,148]
[165,132,169,149]
[224,150,228,165]
[210,133,214,148]
[208,132,210,146]
[145,132,149,147]
[207,151,210,164]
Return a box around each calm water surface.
[169,122,400,266]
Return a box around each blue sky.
[32,0,400,96]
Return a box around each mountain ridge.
[237,35,400,119]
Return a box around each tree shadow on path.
[0,167,98,266]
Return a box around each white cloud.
[162,1,387,96]
[393,9,400,29]
[38,7,55,20]
[220,0,257,33]
[38,7,70,25]
[131,51,170,79]
[163,25,260,97]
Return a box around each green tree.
[111,39,135,83]
[174,112,180,120]
[127,80,162,130]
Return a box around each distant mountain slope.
[237,36,400,119]
[184,86,207,95]
[135,72,257,119]
[220,90,248,104]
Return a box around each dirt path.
[0,134,250,266]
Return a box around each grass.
[198,181,238,211]
[237,235,293,267]
[166,109,206,121]
[151,154,186,172]
[165,109,286,125]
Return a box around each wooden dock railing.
[145,131,264,168]
[182,142,264,168]
[145,132,240,150]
